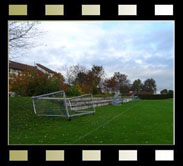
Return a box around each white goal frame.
[32,91,96,120]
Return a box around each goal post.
[32,91,70,118]
[32,91,95,120]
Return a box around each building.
[9,60,36,76]
[36,63,56,77]
[9,60,56,77]
[9,61,57,96]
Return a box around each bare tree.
[9,21,41,59]
[62,65,88,85]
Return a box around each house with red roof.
[9,60,56,77]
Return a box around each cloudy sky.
[11,21,174,93]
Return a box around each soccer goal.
[32,91,96,120]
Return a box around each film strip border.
[2,1,179,166]
[7,149,175,162]
[8,4,174,16]
[5,0,176,21]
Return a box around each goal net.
[32,91,95,120]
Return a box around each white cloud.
[135,59,142,64]
[10,21,174,91]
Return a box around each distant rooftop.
[9,60,36,71]
[36,63,56,74]
[9,61,56,74]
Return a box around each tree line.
[160,89,173,95]
[9,64,159,97]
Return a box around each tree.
[63,65,87,85]
[113,72,130,94]
[63,65,105,94]
[91,65,105,85]
[131,79,143,92]
[104,72,130,94]
[9,68,66,96]
[51,72,67,90]
[65,85,81,96]
[168,90,173,95]
[142,78,157,93]
[104,77,117,92]
[167,90,173,98]
[160,89,168,94]
[9,21,41,59]
[90,65,105,93]
[74,71,91,93]
[120,85,130,95]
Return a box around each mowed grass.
[9,97,173,145]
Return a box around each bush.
[92,87,99,95]
[65,85,81,97]
[10,68,66,96]
[138,94,173,100]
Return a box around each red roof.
[36,63,56,74]
[9,61,56,74]
[9,60,36,71]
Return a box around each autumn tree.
[104,77,117,92]
[74,71,96,94]
[75,72,88,93]
[104,72,130,94]
[51,72,68,91]
[10,68,66,96]
[65,85,82,96]
[63,65,105,94]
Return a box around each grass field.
[9,97,173,145]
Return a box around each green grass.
[9,97,173,145]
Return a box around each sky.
[10,21,174,93]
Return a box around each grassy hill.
[9,97,173,145]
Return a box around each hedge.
[138,94,173,100]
